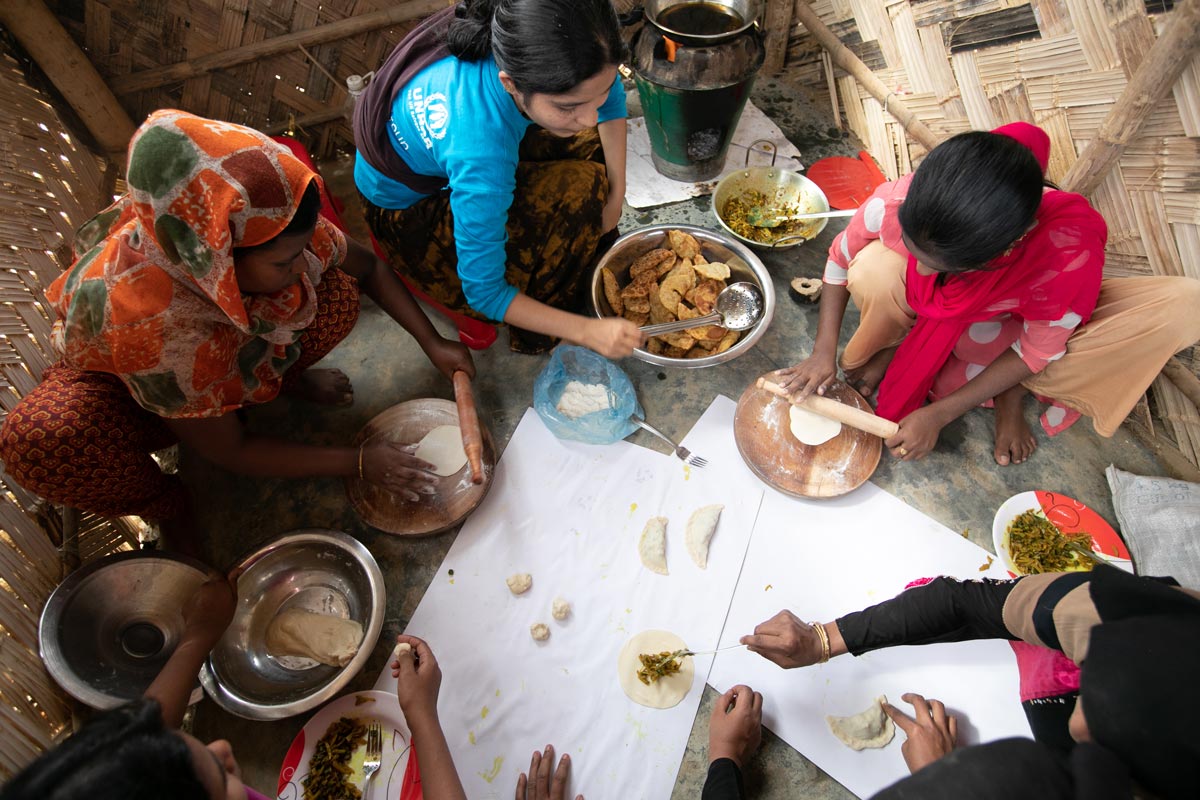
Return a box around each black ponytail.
[0,699,208,800]
[446,0,627,95]
[898,130,1044,272]
[445,0,501,61]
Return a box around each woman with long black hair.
[354,0,642,356]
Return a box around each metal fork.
[362,722,382,792]
[631,415,707,468]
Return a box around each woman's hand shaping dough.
[884,693,958,774]
[361,440,438,501]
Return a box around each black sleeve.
[836,576,1020,656]
[701,758,744,800]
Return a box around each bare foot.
[993,385,1037,466]
[844,346,897,397]
[286,368,353,406]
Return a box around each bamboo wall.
[0,41,141,780]
[780,0,1200,467]
[45,0,451,161]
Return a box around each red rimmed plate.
[992,491,1131,577]
[276,690,422,800]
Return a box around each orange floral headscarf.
[47,110,346,418]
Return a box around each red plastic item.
[806,150,887,210]
[271,135,498,350]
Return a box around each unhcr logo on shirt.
[408,87,451,149]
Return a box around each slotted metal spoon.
[639,282,763,338]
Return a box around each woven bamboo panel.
[46,0,447,160]
[0,43,142,781]
[784,0,1200,467]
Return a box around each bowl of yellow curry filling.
[590,224,774,368]
[712,167,832,249]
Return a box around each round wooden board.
[733,374,882,498]
[345,398,496,536]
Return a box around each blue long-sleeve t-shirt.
[355,55,627,322]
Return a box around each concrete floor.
[189,77,1165,798]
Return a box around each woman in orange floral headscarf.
[0,110,473,554]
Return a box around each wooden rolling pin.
[757,377,900,439]
[452,370,485,484]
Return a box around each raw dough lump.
[552,597,571,620]
[391,641,413,661]
[530,623,551,641]
[506,573,533,595]
[639,517,669,575]
[414,425,468,476]
[265,608,363,667]
[788,404,842,446]
[685,504,724,569]
[826,695,896,750]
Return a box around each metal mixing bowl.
[590,224,775,368]
[200,529,385,720]
[712,167,831,249]
[39,550,211,709]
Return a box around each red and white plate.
[992,490,1132,577]
[275,690,421,800]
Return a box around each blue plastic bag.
[533,345,643,444]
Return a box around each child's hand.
[516,744,583,800]
[777,353,838,401]
[392,635,442,725]
[181,571,237,648]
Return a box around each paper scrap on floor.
[681,396,1032,799]
[625,101,804,209]
[377,407,764,799]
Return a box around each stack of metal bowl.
[200,529,385,720]
[590,223,775,368]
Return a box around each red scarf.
[874,123,1106,421]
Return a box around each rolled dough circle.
[788,405,842,446]
[617,629,695,709]
[414,425,468,476]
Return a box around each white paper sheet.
[625,101,804,209]
[377,408,764,799]
[681,396,1032,799]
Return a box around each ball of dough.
[530,623,551,641]
[391,642,413,662]
[506,573,533,595]
[551,597,571,620]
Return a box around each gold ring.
[899,447,909,456]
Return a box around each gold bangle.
[810,621,831,664]
[357,445,365,480]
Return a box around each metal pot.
[644,0,760,46]
[712,144,832,249]
[590,224,775,369]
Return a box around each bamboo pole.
[0,0,136,163]
[762,0,795,74]
[791,0,940,150]
[1060,0,1200,196]
[110,0,451,96]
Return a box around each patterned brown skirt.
[361,127,613,353]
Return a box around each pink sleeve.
[823,179,904,286]
[1012,315,1078,372]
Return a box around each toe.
[995,449,1010,466]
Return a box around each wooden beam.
[260,108,345,136]
[1061,0,1200,196]
[791,1,941,151]
[110,0,451,96]
[0,0,137,163]
[762,0,795,74]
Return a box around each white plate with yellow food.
[991,491,1133,577]
[275,690,417,800]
